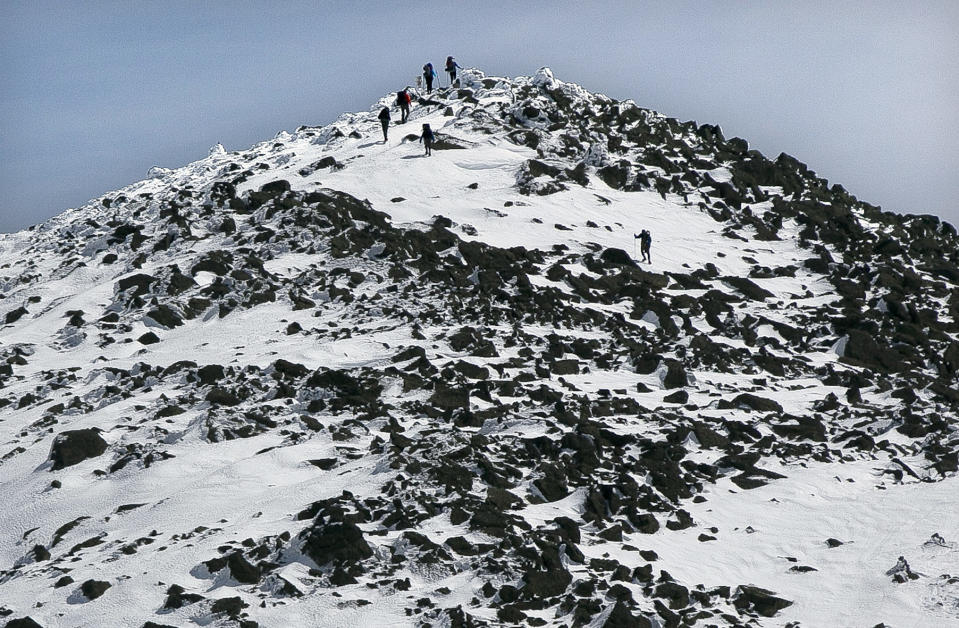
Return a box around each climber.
[396,88,411,123]
[634,230,652,263]
[445,56,460,87]
[377,106,391,142]
[420,123,435,156]
[423,63,436,93]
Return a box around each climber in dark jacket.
[634,229,652,263]
[378,106,391,142]
[445,56,460,86]
[423,63,436,93]
[420,123,435,156]
[396,88,411,123]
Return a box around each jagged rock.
[225,552,261,584]
[49,428,108,470]
[5,619,45,628]
[4,307,29,325]
[116,273,155,296]
[602,601,652,628]
[662,390,688,404]
[163,584,204,609]
[597,160,631,190]
[733,585,792,617]
[886,556,921,583]
[722,276,773,301]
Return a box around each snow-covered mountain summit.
[1,67,958,628]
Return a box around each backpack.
[378,107,390,121]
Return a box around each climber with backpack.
[396,88,411,123]
[423,63,437,93]
[377,106,391,142]
[634,230,652,263]
[419,123,435,156]
[445,56,460,87]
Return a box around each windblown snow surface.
[1,68,958,628]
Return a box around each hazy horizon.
[2,1,957,233]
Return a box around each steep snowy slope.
[1,68,958,628]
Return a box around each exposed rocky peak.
[0,68,957,628]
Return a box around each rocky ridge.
[0,67,957,627]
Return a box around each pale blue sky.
[2,1,957,233]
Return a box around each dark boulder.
[600,248,637,267]
[841,329,903,372]
[655,581,690,609]
[272,359,309,379]
[662,360,688,389]
[196,364,225,385]
[49,428,108,470]
[597,160,631,190]
[603,600,652,628]
[728,393,783,413]
[145,305,183,329]
[551,359,579,375]
[137,332,160,345]
[260,179,291,194]
[206,387,241,406]
[210,597,248,618]
[301,515,373,568]
[79,579,111,600]
[522,568,571,599]
[430,381,470,410]
[630,513,660,534]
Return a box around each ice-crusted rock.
[532,66,555,89]
[146,165,172,179]
[885,556,922,583]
